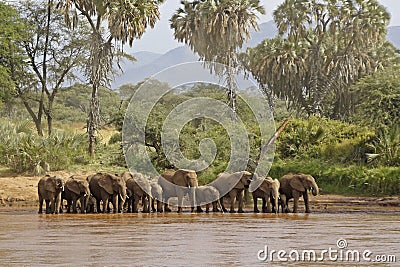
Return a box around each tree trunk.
[88,83,100,158]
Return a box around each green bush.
[0,119,89,173]
[275,116,375,164]
[270,159,400,196]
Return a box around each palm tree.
[244,0,391,119]
[57,0,164,157]
[170,0,265,119]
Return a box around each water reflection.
[0,209,398,266]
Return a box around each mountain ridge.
[112,22,400,88]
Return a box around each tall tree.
[243,0,393,119]
[57,0,164,157]
[15,0,88,136]
[170,0,265,119]
[0,1,29,117]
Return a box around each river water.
[0,209,399,266]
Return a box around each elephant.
[87,172,127,213]
[158,169,199,213]
[279,173,319,213]
[85,195,97,213]
[150,181,163,213]
[62,175,90,213]
[120,172,151,213]
[195,185,222,213]
[251,176,280,213]
[38,174,64,214]
[210,171,253,213]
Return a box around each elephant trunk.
[119,187,127,209]
[311,181,319,196]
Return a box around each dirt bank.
[1,172,400,213]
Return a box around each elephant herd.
[37,170,319,215]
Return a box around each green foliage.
[366,125,400,166]
[351,66,400,129]
[0,1,28,102]
[276,116,375,164]
[0,119,89,173]
[53,83,122,123]
[270,159,400,196]
[242,0,396,119]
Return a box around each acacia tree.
[170,0,264,118]
[14,0,88,136]
[57,0,164,157]
[243,0,393,119]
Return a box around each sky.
[131,0,400,54]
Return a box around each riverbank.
[1,173,400,213]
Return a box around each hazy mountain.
[112,22,400,88]
[113,46,199,88]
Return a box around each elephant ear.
[66,179,81,195]
[259,178,273,193]
[45,177,56,193]
[290,175,306,192]
[98,175,114,194]
[232,172,247,190]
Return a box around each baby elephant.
[252,177,280,213]
[195,185,221,213]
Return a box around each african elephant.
[158,169,198,213]
[62,176,90,213]
[211,171,253,213]
[38,174,64,214]
[195,185,221,213]
[87,172,127,213]
[150,181,163,213]
[251,176,280,213]
[121,172,151,213]
[279,173,319,213]
[85,195,97,213]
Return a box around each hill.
[112,22,400,88]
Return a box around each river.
[0,209,399,266]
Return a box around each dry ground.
[0,171,400,213]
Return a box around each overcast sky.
[131,0,400,54]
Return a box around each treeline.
[1,0,400,195]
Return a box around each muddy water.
[0,210,399,266]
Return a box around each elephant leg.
[157,200,163,212]
[262,197,268,213]
[72,198,78,214]
[49,197,56,214]
[292,191,300,213]
[303,192,310,213]
[151,198,156,212]
[228,191,237,213]
[95,197,101,213]
[219,196,228,212]
[38,197,44,214]
[237,191,244,213]
[212,201,218,212]
[45,199,51,214]
[177,191,184,213]
[102,197,109,214]
[164,202,171,212]
[205,204,210,213]
[196,206,203,213]
[113,194,119,213]
[265,197,272,213]
[55,193,62,214]
[253,197,259,213]
[133,196,139,213]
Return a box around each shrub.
[0,119,89,173]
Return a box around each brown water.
[0,209,399,266]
